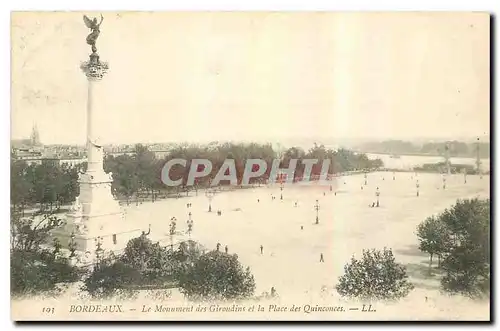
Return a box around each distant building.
[43,157,88,167]
[13,154,87,167]
[11,123,87,167]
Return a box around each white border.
[3,0,499,330]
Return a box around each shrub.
[82,258,142,299]
[336,248,414,301]
[11,249,81,297]
[178,250,255,301]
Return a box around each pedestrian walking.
[320,253,324,262]
[260,245,264,255]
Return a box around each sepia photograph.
[10,11,490,321]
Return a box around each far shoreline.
[359,151,490,159]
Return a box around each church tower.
[30,123,41,146]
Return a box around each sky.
[11,12,490,145]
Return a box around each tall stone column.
[79,54,119,224]
[53,39,142,257]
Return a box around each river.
[366,153,490,172]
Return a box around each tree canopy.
[336,248,414,301]
[178,250,256,301]
[416,198,490,297]
[12,142,383,212]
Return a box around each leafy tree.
[438,198,490,298]
[121,235,161,272]
[84,237,202,298]
[82,258,141,299]
[178,250,255,301]
[11,249,81,297]
[10,210,63,251]
[120,235,181,282]
[416,216,452,270]
[134,144,159,201]
[336,248,414,301]
[10,211,81,297]
[104,154,139,204]
[58,163,81,205]
[10,159,32,216]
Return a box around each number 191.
[42,307,55,314]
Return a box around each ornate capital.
[80,54,109,81]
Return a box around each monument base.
[52,211,143,254]
[51,166,147,254]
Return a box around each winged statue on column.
[83,14,104,54]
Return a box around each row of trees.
[11,159,84,214]
[416,198,490,297]
[105,142,383,203]
[12,142,383,209]
[413,162,485,175]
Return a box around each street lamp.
[170,217,177,250]
[280,177,284,201]
[476,137,483,179]
[68,232,77,258]
[187,212,193,237]
[52,237,61,255]
[314,199,320,224]
[205,188,215,212]
[416,180,420,197]
[94,236,103,268]
[376,187,380,207]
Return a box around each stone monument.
[53,15,143,254]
